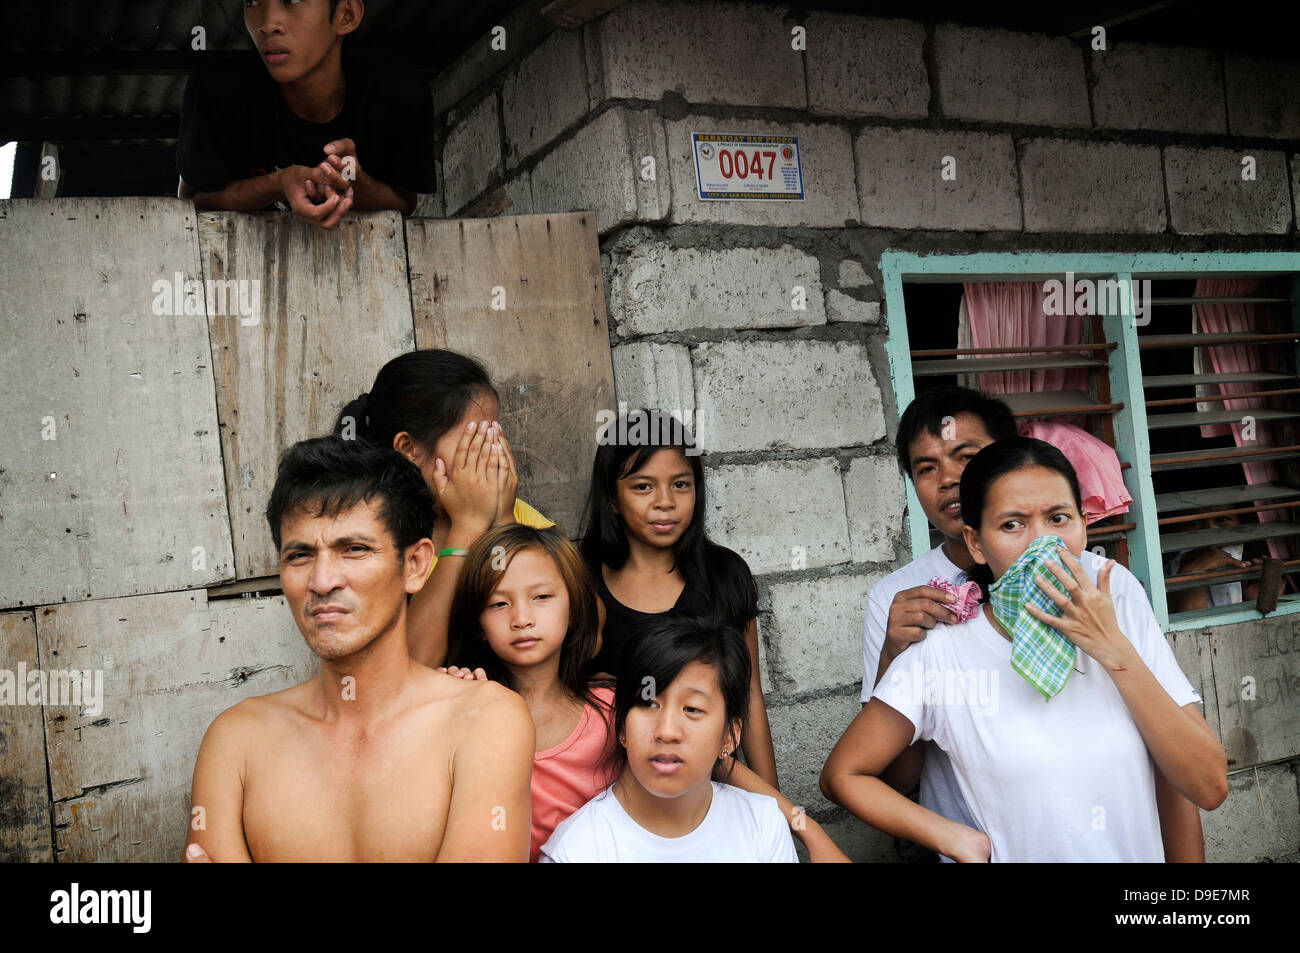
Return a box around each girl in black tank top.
[577,410,778,786]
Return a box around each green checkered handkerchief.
[988,535,1077,700]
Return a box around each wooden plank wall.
[200,212,415,579]
[0,198,234,608]
[40,591,316,862]
[1203,615,1300,769]
[407,213,616,532]
[0,203,616,861]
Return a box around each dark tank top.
[586,565,712,677]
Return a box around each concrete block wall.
[429,0,1300,861]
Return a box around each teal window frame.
[880,250,1300,633]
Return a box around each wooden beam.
[912,353,1107,376]
[540,0,625,28]
[0,611,53,861]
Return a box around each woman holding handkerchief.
[822,437,1228,862]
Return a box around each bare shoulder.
[202,680,312,746]
[453,677,530,723]
[404,666,531,729]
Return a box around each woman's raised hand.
[492,426,521,527]
[431,421,502,538]
[1023,546,1136,672]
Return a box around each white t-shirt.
[872,550,1201,863]
[539,782,798,863]
[861,543,981,852]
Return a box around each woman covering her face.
[821,437,1228,862]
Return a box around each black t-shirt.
[586,564,714,679]
[177,54,436,199]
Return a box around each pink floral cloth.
[929,577,983,622]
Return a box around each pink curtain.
[1194,279,1295,561]
[961,282,1089,393]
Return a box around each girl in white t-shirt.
[821,437,1229,862]
[540,615,798,863]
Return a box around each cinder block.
[1226,55,1300,140]
[766,572,885,695]
[1202,760,1300,863]
[588,1,805,109]
[838,259,872,289]
[854,128,1020,231]
[804,13,928,119]
[531,107,670,234]
[1091,43,1225,134]
[1165,147,1291,235]
[502,29,592,169]
[664,117,858,228]
[825,289,879,324]
[766,691,866,818]
[442,93,502,215]
[692,340,885,453]
[704,459,851,575]
[608,241,825,336]
[934,23,1089,127]
[844,455,905,562]
[1020,139,1166,233]
[611,341,694,420]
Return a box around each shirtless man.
[183,436,534,861]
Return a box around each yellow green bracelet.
[437,547,469,558]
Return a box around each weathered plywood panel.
[200,211,415,579]
[39,590,317,862]
[0,198,234,608]
[1205,616,1300,770]
[0,611,52,861]
[407,213,615,533]
[1168,628,1220,740]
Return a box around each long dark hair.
[578,409,758,630]
[959,436,1084,597]
[605,615,751,780]
[447,524,605,713]
[333,349,499,454]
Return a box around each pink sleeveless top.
[530,687,617,862]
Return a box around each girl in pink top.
[446,524,616,861]
[444,527,850,862]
